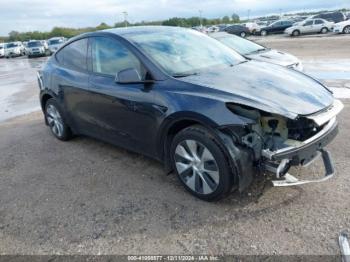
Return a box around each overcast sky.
[0,0,349,36]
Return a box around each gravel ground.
[0,34,350,256]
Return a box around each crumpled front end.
[223,99,343,188]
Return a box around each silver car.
[211,32,303,71]
[285,18,334,36]
[47,37,66,54]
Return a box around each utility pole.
[122,11,128,27]
[279,8,283,18]
[199,10,203,27]
[247,9,251,21]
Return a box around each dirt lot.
[0,34,350,256]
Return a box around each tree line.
[1,14,240,42]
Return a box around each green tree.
[231,13,240,23]
[222,16,230,24]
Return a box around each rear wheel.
[343,26,350,34]
[45,99,72,141]
[261,30,267,36]
[170,125,235,201]
[240,31,247,38]
[321,27,328,34]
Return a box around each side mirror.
[115,68,142,84]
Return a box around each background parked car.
[311,11,346,23]
[26,40,49,58]
[285,18,334,36]
[211,32,303,71]
[207,26,219,33]
[4,42,25,58]
[260,20,294,36]
[224,24,250,37]
[0,44,4,58]
[241,22,261,34]
[333,19,350,34]
[48,37,66,54]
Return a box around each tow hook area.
[263,149,335,187]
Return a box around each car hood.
[335,20,350,26]
[246,49,299,67]
[179,61,334,119]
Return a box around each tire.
[170,125,235,201]
[240,31,246,38]
[321,27,328,34]
[292,30,300,37]
[44,99,72,141]
[343,26,350,34]
[261,30,267,36]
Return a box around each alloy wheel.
[344,26,350,34]
[46,104,64,137]
[174,139,220,195]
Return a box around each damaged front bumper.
[262,117,339,187]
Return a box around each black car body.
[38,26,343,201]
[224,25,250,37]
[260,20,294,35]
[312,11,346,23]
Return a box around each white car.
[47,37,66,54]
[4,42,25,58]
[211,32,303,71]
[241,22,261,34]
[333,20,350,34]
[0,44,4,58]
[26,40,48,57]
[285,18,334,36]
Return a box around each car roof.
[103,26,190,37]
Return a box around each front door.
[87,36,160,156]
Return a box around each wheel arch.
[158,112,220,172]
[40,93,53,111]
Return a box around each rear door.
[314,19,325,32]
[270,21,282,33]
[53,38,92,132]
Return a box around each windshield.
[215,34,265,55]
[6,43,18,48]
[48,39,63,45]
[125,28,245,76]
[28,41,42,47]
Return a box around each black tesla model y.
[38,26,343,201]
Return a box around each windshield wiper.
[248,48,269,54]
[172,72,199,78]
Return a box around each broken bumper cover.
[262,117,338,186]
[271,149,334,186]
[262,117,338,163]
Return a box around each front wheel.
[170,125,235,201]
[240,31,247,38]
[343,26,350,34]
[261,30,267,36]
[292,30,300,37]
[45,99,72,141]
